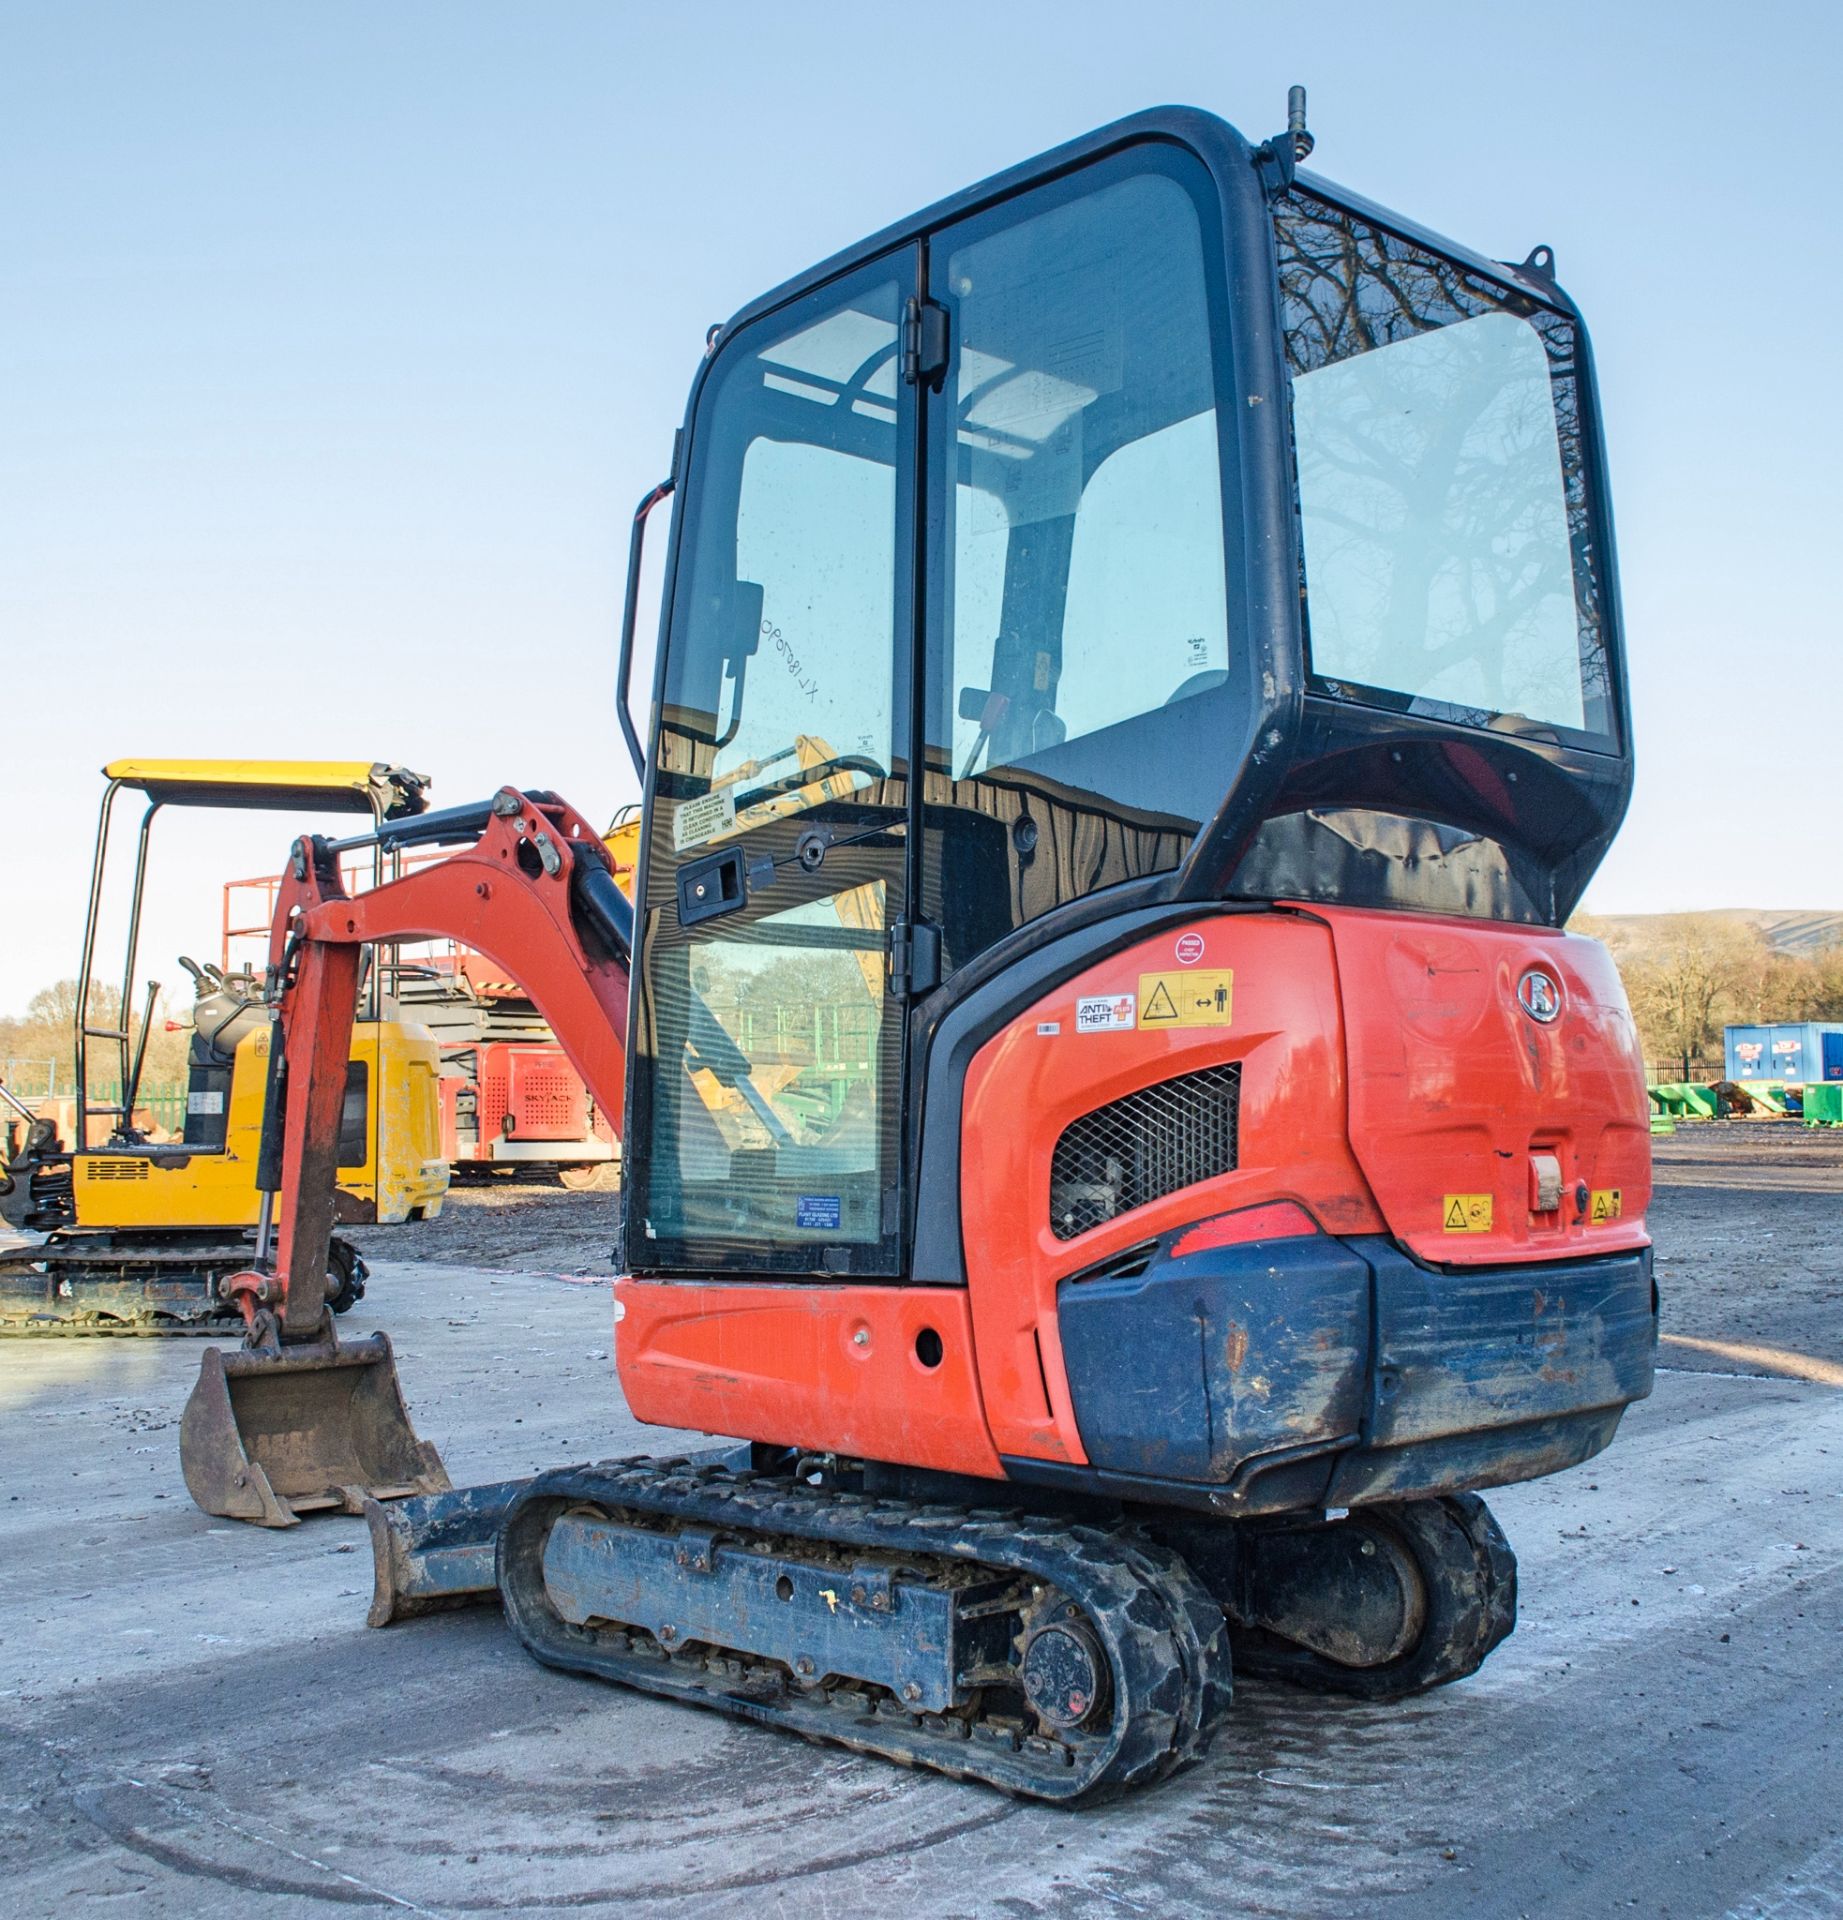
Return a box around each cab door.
[913,144,1241,977]
[628,256,919,1276]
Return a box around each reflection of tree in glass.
[689,945,881,1151]
[1276,193,1610,729]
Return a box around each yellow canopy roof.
[100,759,429,819]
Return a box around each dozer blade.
[362,1444,752,1627]
[364,1478,528,1626]
[180,1330,450,1528]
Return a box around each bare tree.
[0,978,187,1099]
[1580,918,1843,1079]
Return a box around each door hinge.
[902,297,950,390]
[889,921,942,999]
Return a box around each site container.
[1724,1022,1843,1085]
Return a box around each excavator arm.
[180,786,633,1525]
[246,787,631,1341]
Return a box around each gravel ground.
[347,1175,622,1278]
[2,1122,1841,1916]
[1651,1122,1843,1367]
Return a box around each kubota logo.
[1517,968,1561,1023]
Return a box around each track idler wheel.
[1230,1493,1517,1700]
[556,1162,621,1193]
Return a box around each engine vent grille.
[86,1159,150,1182]
[1049,1062,1241,1241]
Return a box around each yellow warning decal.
[1137,970,1234,1028]
[1589,1188,1624,1223]
[1443,1193,1494,1233]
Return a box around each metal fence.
[95,1080,190,1136]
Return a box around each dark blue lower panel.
[1326,1241,1656,1504]
[1056,1236,1372,1487]
[1055,1235,1656,1514]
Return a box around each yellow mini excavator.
[0,759,450,1334]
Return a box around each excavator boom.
[178,788,631,1524]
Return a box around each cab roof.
[100,759,429,818]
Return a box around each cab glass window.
[636,265,911,1268]
[923,154,1232,972]
[943,169,1226,784]
[1277,191,1613,744]
[657,279,905,843]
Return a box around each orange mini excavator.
[182,95,1655,1800]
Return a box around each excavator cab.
[622,114,1632,1285]
[188,102,1653,1799]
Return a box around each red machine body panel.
[416,959,618,1170]
[483,1044,591,1142]
[955,909,1651,1469]
[1318,906,1652,1267]
[438,1043,613,1164]
[958,912,1378,1468]
[614,1281,1002,1479]
[613,908,1653,1483]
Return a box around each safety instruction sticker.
[673,787,736,853]
[1137,970,1234,1028]
[1443,1193,1494,1233]
[1076,994,1136,1032]
[1589,1188,1624,1223]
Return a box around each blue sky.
[3,0,1839,1014]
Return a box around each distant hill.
[1584,910,1843,956]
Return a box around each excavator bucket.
[180,1330,450,1528]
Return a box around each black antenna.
[1287,84,1314,160]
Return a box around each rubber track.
[0,1234,363,1337]
[499,1459,1234,1802]
[0,1242,245,1336]
[1231,1492,1517,1698]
